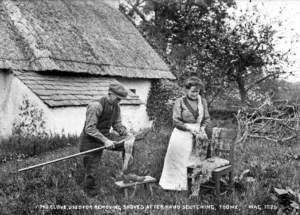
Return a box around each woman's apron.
[159,96,204,190]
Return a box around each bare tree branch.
[252,117,299,123]
[245,73,275,92]
[249,134,297,144]
[125,0,147,22]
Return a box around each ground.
[0,129,300,215]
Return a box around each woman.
[159,76,211,191]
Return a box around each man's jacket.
[79,96,127,152]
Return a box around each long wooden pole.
[18,138,128,172]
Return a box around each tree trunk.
[236,75,248,104]
[239,86,248,104]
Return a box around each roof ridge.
[0,56,171,71]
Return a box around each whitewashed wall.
[121,105,150,132]
[117,78,152,130]
[51,78,153,134]
[0,72,51,140]
[117,78,151,103]
[0,73,152,141]
[0,71,14,140]
[49,107,86,135]
[49,107,151,135]
[49,103,151,135]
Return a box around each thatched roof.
[0,0,175,79]
[14,70,142,107]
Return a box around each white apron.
[159,96,204,190]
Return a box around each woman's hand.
[191,127,208,140]
[185,125,207,139]
[186,126,199,135]
[197,131,208,140]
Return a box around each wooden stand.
[187,158,232,197]
[187,128,238,198]
[115,176,157,199]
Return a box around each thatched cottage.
[0,0,175,139]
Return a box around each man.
[79,83,129,196]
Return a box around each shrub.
[0,96,79,163]
[146,80,183,130]
[12,96,47,138]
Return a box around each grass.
[0,128,299,215]
[0,134,78,163]
[234,138,300,214]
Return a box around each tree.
[217,6,295,103]
[120,0,295,104]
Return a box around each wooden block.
[212,165,232,173]
[130,184,138,198]
[115,176,157,199]
[148,184,154,196]
[124,188,128,199]
[115,176,157,188]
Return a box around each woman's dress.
[159,95,210,190]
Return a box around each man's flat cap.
[109,83,128,98]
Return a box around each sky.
[235,0,300,82]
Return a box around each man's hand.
[104,139,115,149]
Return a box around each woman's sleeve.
[201,98,211,129]
[172,98,188,131]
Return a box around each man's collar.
[106,96,114,105]
[106,95,118,105]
